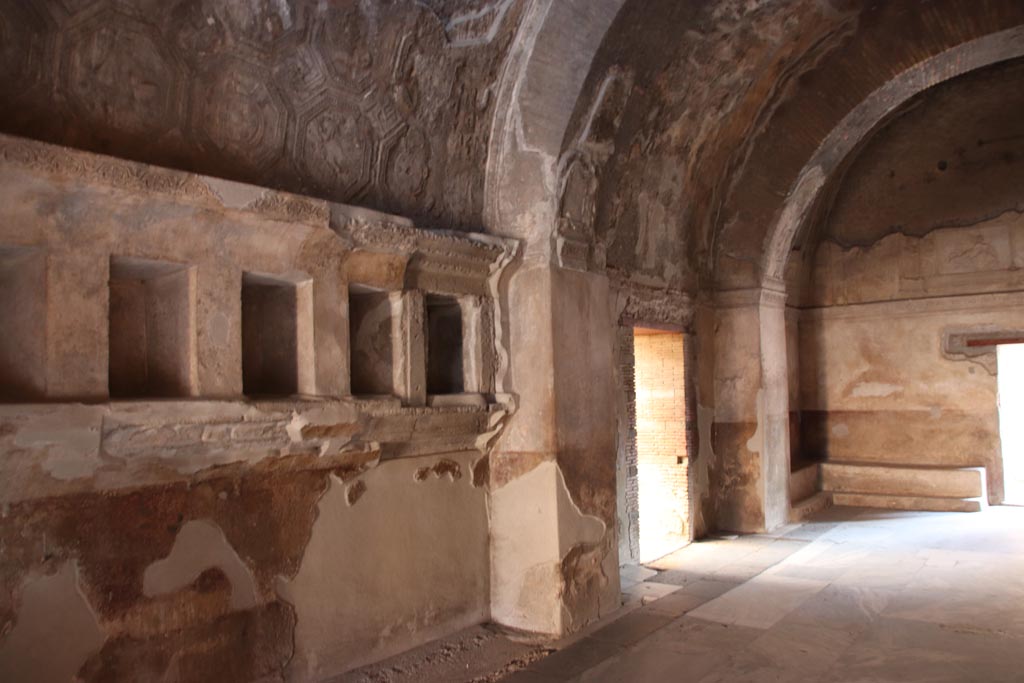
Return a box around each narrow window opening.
[633,328,691,563]
[426,295,464,395]
[349,285,395,396]
[0,246,46,402]
[109,256,194,399]
[998,343,1024,505]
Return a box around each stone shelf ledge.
[0,396,512,505]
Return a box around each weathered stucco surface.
[792,58,1024,506]
[2,0,1024,677]
[0,135,516,681]
[0,0,525,231]
[279,451,490,678]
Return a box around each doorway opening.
[998,343,1024,505]
[633,328,692,563]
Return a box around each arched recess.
[788,56,1024,510]
[704,5,1024,533]
[760,26,1024,288]
[711,3,1024,291]
[484,0,626,246]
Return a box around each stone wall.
[792,58,1024,505]
[0,134,516,682]
[798,214,1024,503]
[614,325,640,565]
[0,0,524,231]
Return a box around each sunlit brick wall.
[634,330,689,560]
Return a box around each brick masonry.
[633,330,690,558]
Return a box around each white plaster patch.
[850,382,903,398]
[490,460,607,635]
[201,177,265,209]
[286,411,310,444]
[0,561,106,683]
[831,424,850,438]
[279,453,489,680]
[475,403,512,452]
[13,405,105,481]
[289,403,362,455]
[143,519,258,610]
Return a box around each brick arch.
[483,0,626,242]
[711,4,1024,292]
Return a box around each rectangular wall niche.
[0,246,46,401]
[242,272,314,397]
[426,294,464,395]
[349,285,395,396]
[109,256,196,399]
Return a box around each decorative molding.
[715,286,788,309]
[614,279,695,330]
[0,0,523,230]
[942,325,1024,375]
[0,133,330,227]
[0,398,502,504]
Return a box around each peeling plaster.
[346,480,367,506]
[414,458,463,482]
[143,520,259,611]
[279,453,489,680]
[201,178,267,211]
[0,562,106,683]
[13,406,104,481]
[489,460,605,635]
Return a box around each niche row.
[0,249,477,403]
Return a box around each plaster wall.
[279,451,490,679]
[489,264,620,635]
[0,135,513,682]
[799,214,1024,503]
[699,291,791,534]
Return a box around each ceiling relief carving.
[0,0,524,230]
[295,95,375,201]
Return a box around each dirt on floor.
[335,624,556,683]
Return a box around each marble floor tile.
[524,637,619,680]
[621,580,680,605]
[575,640,724,683]
[642,616,764,655]
[884,587,1024,637]
[818,616,1024,683]
[832,551,925,589]
[675,578,742,600]
[781,584,895,633]
[531,506,1024,682]
[588,610,675,648]
[687,574,828,629]
[640,590,709,618]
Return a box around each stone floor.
[342,505,1024,682]
[505,505,1024,682]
